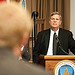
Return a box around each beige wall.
[70,0,75,39]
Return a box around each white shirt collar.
[51,29,59,36]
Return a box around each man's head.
[49,12,62,31]
[0,2,33,48]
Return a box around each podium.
[39,55,75,72]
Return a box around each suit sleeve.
[68,31,75,54]
[33,32,42,63]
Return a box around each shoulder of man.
[0,56,52,75]
[38,28,50,35]
[16,61,53,75]
[60,28,72,34]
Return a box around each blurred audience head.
[0,2,33,48]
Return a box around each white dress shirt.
[47,29,59,55]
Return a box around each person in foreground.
[33,12,75,63]
[0,2,53,75]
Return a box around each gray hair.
[0,2,33,47]
[49,12,62,21]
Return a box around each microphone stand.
[32,11,38,50]
[58,45,69,55]
[55,35,69,55]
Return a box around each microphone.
[55,34,69,55]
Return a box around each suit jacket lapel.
[58,28,64,43]
[58,28,61,39]
[45,29,50,53]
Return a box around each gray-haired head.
[49,12,62,21]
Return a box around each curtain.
[27,0,70,30]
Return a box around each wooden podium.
[39,55,75,72]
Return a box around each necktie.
[53,33,57,55]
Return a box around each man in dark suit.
[0,2,53,75]
[33,12,75,63]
